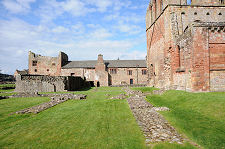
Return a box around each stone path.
[123,87,184,145]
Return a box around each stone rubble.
[110,93,127,100]
[152,107,170,111]
[123,87,183,144]
[14,93,87,114]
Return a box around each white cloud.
[62,0,94,16]
[89,28,112,39]
[1,0,35,14]
[115,22,142,35]
[52,26,70,33]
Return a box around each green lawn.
[0,87,147,149]
[133,87,225,149]
[1,86,223,149]
[0,84,16,96]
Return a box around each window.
[71,73,75,76]
[47,69,49,72]
[177,45,181,68]
[52,63,56,66]
[32,61,37,66]
[34,69,37,72]
[142,69,147,75]
[110,69,117,74]
[127,70,132,75]
[194,12,197,15]
[206,12,210,15]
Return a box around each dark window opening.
[110,69,117,74]
[219,12,222,15]
[47,69,49,72]
[71,73,75,76]
[127,70,132,75]
[177,45,181,68]
[181,12,185,15]
[97,81,100,87]
[206,12,210,15]
[142,69,147,75]
[187,0,191,5]
[52,63,56,66]
[34,69,37,72]
[32,61,37,66]
[194,12,197,15]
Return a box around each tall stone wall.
[15,75,86,93]
[146,1,225,92]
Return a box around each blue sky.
[0,0,150,74]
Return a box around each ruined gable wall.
[109,67,148,86]
[29,52,59,76]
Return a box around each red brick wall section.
[191,27,210,92]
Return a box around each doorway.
[130,79,133,85]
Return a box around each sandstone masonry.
[146,0,225,92]
[24,51,148,87]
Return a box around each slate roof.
[62,60,147,69]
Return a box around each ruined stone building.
[146,0,225,92]
[27,51,148,87]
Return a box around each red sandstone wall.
[209,29,225,91]
[146,4,225,91]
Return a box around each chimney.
[97,54,104,64]
[95,54,105,71]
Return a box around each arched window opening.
[187,0,191,5]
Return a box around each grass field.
[0,87,147,149]
[133,87,225,149]
[0,84,16,96]
[1,86,224,149]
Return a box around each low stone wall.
[15,75,88,93]
[14,93,87,114]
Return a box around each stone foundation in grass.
[123,87,183,144]
[14,93,87,114]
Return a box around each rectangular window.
[32,61,37,66]
[142,69,147,75]
[127,70,132,75]
[110,69,117,74]
[71,73,75,76]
